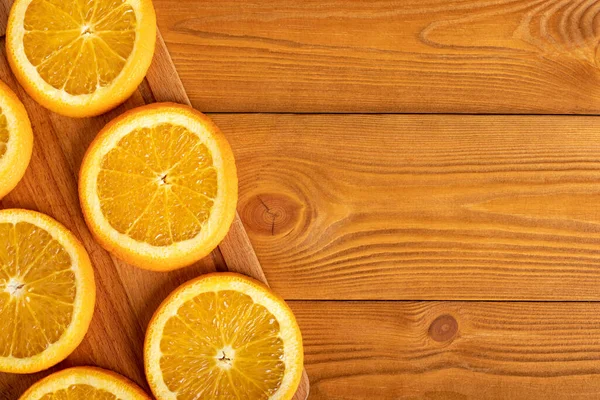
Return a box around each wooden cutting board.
[0,2,309,399]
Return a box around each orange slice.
[144,273,304,400]
[6,0,156,118]
[20,366,151,400]
[79,103,238,271]
[0,209,95,373]
[0,79,33,199]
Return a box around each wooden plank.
[0,0,8,36]
[0,5,309,399]
[291,300,600,400]
[154,0,600,114]
[212,113,600,301]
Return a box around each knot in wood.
[242,193,302,236]
[429,314,458,343]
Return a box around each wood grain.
[291,300,600,399]
[0,0,8,36]
[0,8,309,399]
[211,113,600,301]
[154,0,600,114]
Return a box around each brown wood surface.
[290,301,600,400]
[0,2,309,398]
[2,0,600,398]
[215,113,600,301]
[157,0,600,398]
[154,0,600,114]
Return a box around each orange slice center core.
[97,123,218,246]
[159,290,286,399]
[0,221,76,359]
[23,0,137,95]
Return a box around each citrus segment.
[98,124,216,246]
[79,103,238,271]
[7,0,156,117]
[145,273,303,400]
[0,112,8,158]
[20,366,151,400]
[0,210,95,373]
[0,80,33,199]
[22,0,135,93]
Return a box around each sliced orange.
[0,79,33,199]
[144,273,304,400]
[79,103,238,271]
[0,209,95,373]
[20,366,151,400]
[6,0,156,118]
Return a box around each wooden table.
[152,0,600,398]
